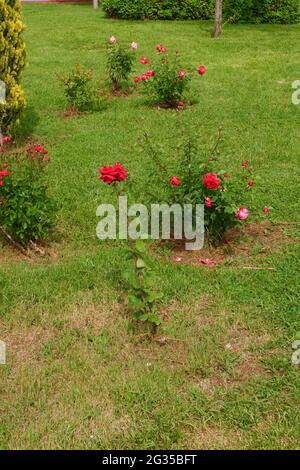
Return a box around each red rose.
[178,101,184,108]
[98,162,127,185]
[263,207,269,215]
[170,176,181,186]
[242,161,249,168]
[203,173,221,190]
[0,169,9,177]
[141,73,148,81]
[156,44,167,54]
[198,66,206,75]
[133,76,140,83]
[146,70,155,77]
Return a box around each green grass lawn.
[0,4,300,449]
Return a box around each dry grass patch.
[167,222,295,268]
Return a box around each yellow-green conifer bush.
[0,0,26,135]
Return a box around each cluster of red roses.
[98,162,127,185]
[133,44,206,96]
[134,68,155,83]
[27,143,49,162]
[0,162,9,187]
[170,161,269,220]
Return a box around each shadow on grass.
[16,105,40,141]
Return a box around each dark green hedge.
[101,0,214,20]
[102,0,300,23]
[223,0,300,24]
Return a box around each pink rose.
[203,173,221,190]
[178,69,185,79]
[205,197,214,208]
[170,176,181,186]
[199,258,215,268]
[236,207,249,220]
[109,36,116,45]
[263,207,269,215]
[131,42,138,50]
[198,66,206,75]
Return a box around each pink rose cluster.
[108,36,138,52]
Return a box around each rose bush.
[106,36,137,91]
[140,130,268,244]
[0,137,57,247]
[133,44,206,107]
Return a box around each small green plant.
[0,139,57,248]
[124,240,162,331]
[59,63,98,112]
[106,36,136,91]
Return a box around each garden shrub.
[59,63,100,112]
[0,0,26,135]
[102,0,214,20]
[106,36,136,91]
[141,130,262,245]
[134,44,206,108]
[0,137,57,246]
[102,0,299,23]
[223,0,300,24]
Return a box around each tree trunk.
[214,0,223,38]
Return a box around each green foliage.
[142,52,191,107]
[0,143,57,246]
[102,0,214,20]
[59,63,99,112]
[106,41,135,91]
[102,0,299,23]
[224,0,300,24]
[0,0,26,134]
[123,240,162,330]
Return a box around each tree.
[0,0,26,136]
[214,0,223,38]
